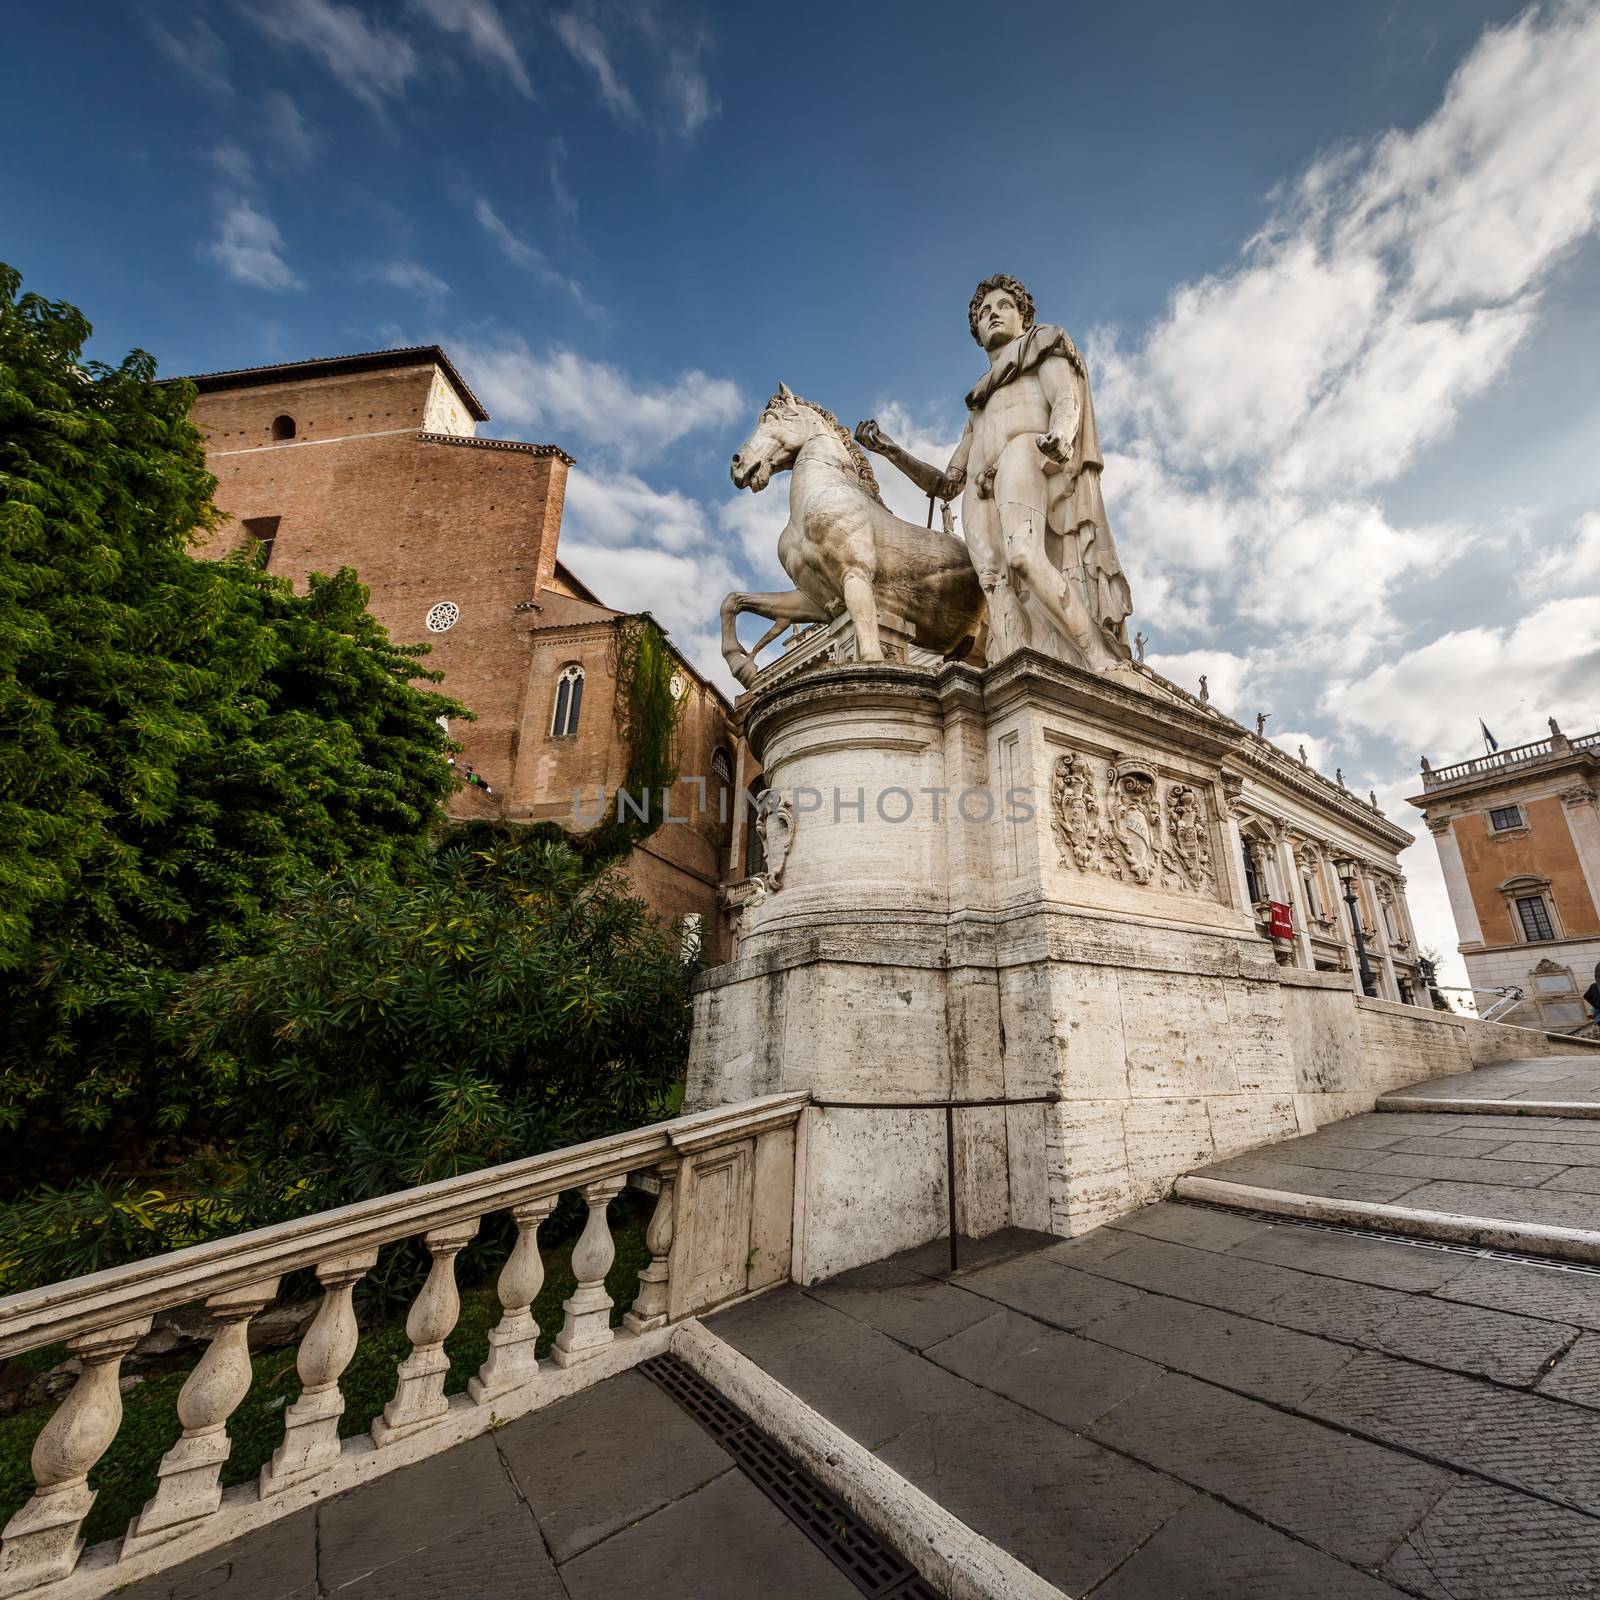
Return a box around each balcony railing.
[1422,730,1599,788]
[0,1093,807,1599]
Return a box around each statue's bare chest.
[969,371,1050,469]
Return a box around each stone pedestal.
[690,650,1463,1281]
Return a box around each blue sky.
[6,0,1600,983]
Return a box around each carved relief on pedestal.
[754,790,794,891]
[1048,749,1217,900]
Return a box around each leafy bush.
[0,263,461,1166]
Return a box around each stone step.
[1173,1174,1600,1267]
[1377,1058,1600,1119]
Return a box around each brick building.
[180,346,738,958]
[1409,720,1600,1029]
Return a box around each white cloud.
[1324,595,1600,758]
[149,16,233,98]
[210,143,257,188]
[548,137,578,215]
[553,7,638,122]
[204,197,302,291]
[664,39,718,135]
[261,92,321,167]
[562,468,711,553]
[249,0,418,110]
[409,0,531,96]
[457,337,743,465]
[716,489,789,586]
[371,259,451,300]
[1520,511,1600,599]
[1143,648,1257,718]
[1094,1,1600,663]
[470,195,593,310]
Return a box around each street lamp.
[1335,857,1378,999]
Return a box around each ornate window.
[424,601,459,633]
[1489,805,1524,832]
[1500,874,1560,943]
[551,663,584,738]
[1516,895,1556,942]
[271,414,296,441]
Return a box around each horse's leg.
[841,570,882,662]
[721,588,829,687]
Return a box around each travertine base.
[687,654,1519,1283]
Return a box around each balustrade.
[0,1092,805,1598]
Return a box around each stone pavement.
[1177,1068,1600,1254]
[709,1210,1600,1598]
[1379,1055,1600,1117]
[106,1366,861,1600]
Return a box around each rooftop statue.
[721,385,984,688]
[856,273,1132,671]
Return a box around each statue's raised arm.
[852,417,969,504]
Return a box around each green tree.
[0,264,460,1165]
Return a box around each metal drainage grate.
[640,1353,944,1600]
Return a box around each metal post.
[1344,880,1378,999]
[945,1103,958,1273]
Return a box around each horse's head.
[730,382,811,492]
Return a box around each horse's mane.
[770,392,884,504]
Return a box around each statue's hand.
[1036,431,1071,466]
[854,418,892,455]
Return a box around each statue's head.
[969,274,1035,348]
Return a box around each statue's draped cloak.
[965,324,1132,650]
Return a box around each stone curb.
[671,1321,1072,1600]
[1173,1175,1600,1266]
[1375,1094,1600,1119]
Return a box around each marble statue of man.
[855,274,1131,670]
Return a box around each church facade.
[180,346,738,958]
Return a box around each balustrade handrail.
[1426,728,1599,787]
[0,1092,808,1360]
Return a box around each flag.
[1480,719,1499,753]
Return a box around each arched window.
[551,663,584,738]
[711,747,734,785]
[271,415,296,440]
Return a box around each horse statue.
[721,384,985,689]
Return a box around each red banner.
[1269,901,1294,940]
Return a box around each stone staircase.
[1178,1057,1600,1263]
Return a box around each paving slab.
[1225,1223,1476,1291]
[333,1504,566,1600]
[114,1510,318,1600]
[954,1252,1145,1330]
[495,1367,732,1562]
[1300,1349,1600,1514]
[1541,1164,1600,1194]
[1379,1060,1600,1121]
[704,1285,975,1448]
[557,1463,859,1600]
[1193,1157,1425,1203]
[802,1256,998,1349]
[1380,1479,1600,1600]
[1081,1292,1355,1405]
[896,1225,1060,1279]
[1364,1151,1568,1186]
[1435,1255,1600,1329]
[923,1307,1162,1429]
[1394,1178,1600,1229]
[876,1384,1194,1595]
[1105,1200,1276,1252]
[1092,1494,1407,1599]
[317,1434,524,1592]
[1535,1329,1600,1408]
[1087,1369,1457,1566]
[1066,1235,1306,1316]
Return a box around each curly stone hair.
[968,274,1036,343]
[765,391,883,503]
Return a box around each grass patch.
[0,1195,651,1547]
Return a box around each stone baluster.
[623,1162,679,1335]
[0,1315,152,1597]
[125,1279,280,1550]
[550,1176,627,1366]
[469,1196,556,1405]
[260,1250,376,1498]
[372,1220,479,1445]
